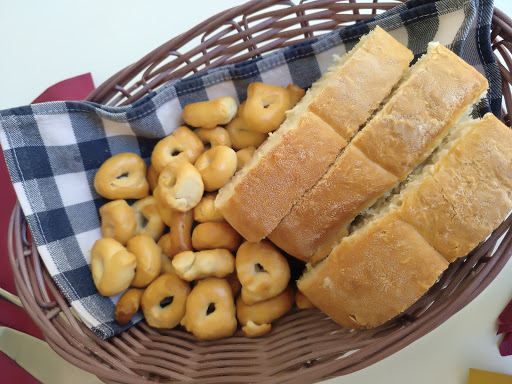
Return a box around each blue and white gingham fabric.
[0,0,501,339]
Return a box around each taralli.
[147,164,160,192]
[226,115,267,150]
[99,200,137,245]
[242,82,291,133]
[141,273,190,329]
[168,210,194,256]
[183,278,237,340]
[155,199,174,227]
[236,286,294,337]
[295,290,315,309]
[157,233,173,256]
[126,234,162,288]
[287,84,306,108]
[193,193,224,223]
[151,126,204,173]
[226,272,241,297]
[191,222,242,252]
[115,288,143,325]
[236,147,256,171]
[194,146,237,192]
[154,159,204,212]
[172,249,235,281]
[132,196,165,242]
[94,152,149,200]
[91,238,137,296]
[242,321,272,338]
[182,96,238,129]
[237,101,246,117]
[160,253,175,275]
[236,240,291,305]
[195,127,232,148]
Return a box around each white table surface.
[1,1,512,383]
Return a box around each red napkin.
[0,73,95,384]
[498,298,512,356]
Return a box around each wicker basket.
[6,0,512,383]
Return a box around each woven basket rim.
[6,1,512,383]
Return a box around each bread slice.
[215,26,413,241]
[298,113,512,329]
[400,113,512,262]
[269,43,489,262]
[268,145,398,260]
[298,212,449,329]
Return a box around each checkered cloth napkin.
[0,0,501,339]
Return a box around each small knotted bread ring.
[151,126,204,173]
[236,286,294,337]
[295,290,315,309]
[115,288,143,325]
[94,152,149,200]
[236,240,291,305]
[155,198,173,227]
[287,84,306,108]
[226,115,267,150]
[226,272,241,297]
[183,278,237,340]
[172,249,235,281]
[157,233,173,256]
[157,233,175,274]
[132,196,165,242]
[195,127,232,148]
[194,146,237,192]
[182,96,238,129]
[193,193,224,223]
[168,210,194,256]
[191,222,242,252]
[154,159,204,212]
[242,82,291,133]
[141,273,190,329]
[126,234,162,288]
[236,146,256,171]
[160,253,175,275]
[99,200,137,245]
[91,238,137,296]
[147,164,160,192]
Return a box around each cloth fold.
[0,0,501,339]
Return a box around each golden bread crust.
[217,27,413,242]
[351,44,488,179]
[268,145,397,261]
[401,113,512,261]
[299,113,512,330]
[298,213,448,329]
[308,26,413,140]
[271,44,488,263]
[218,112,344,241]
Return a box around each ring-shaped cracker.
[196,127,232,148]
[154,159,204,212]
[242,82,290,133]
[99,200,137,245]
[236,240,291,305]
[194,146,237,192]
[182,96,238,129]
[141,273,190,328]
[132,196,165,241]
[151,126,204,173]
[183,278,237,340]
[94,152,149,200]
[91,238,137,296]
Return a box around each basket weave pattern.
[7,1,512,383]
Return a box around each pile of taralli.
[91,25,512,338]
[92,82,314,340]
